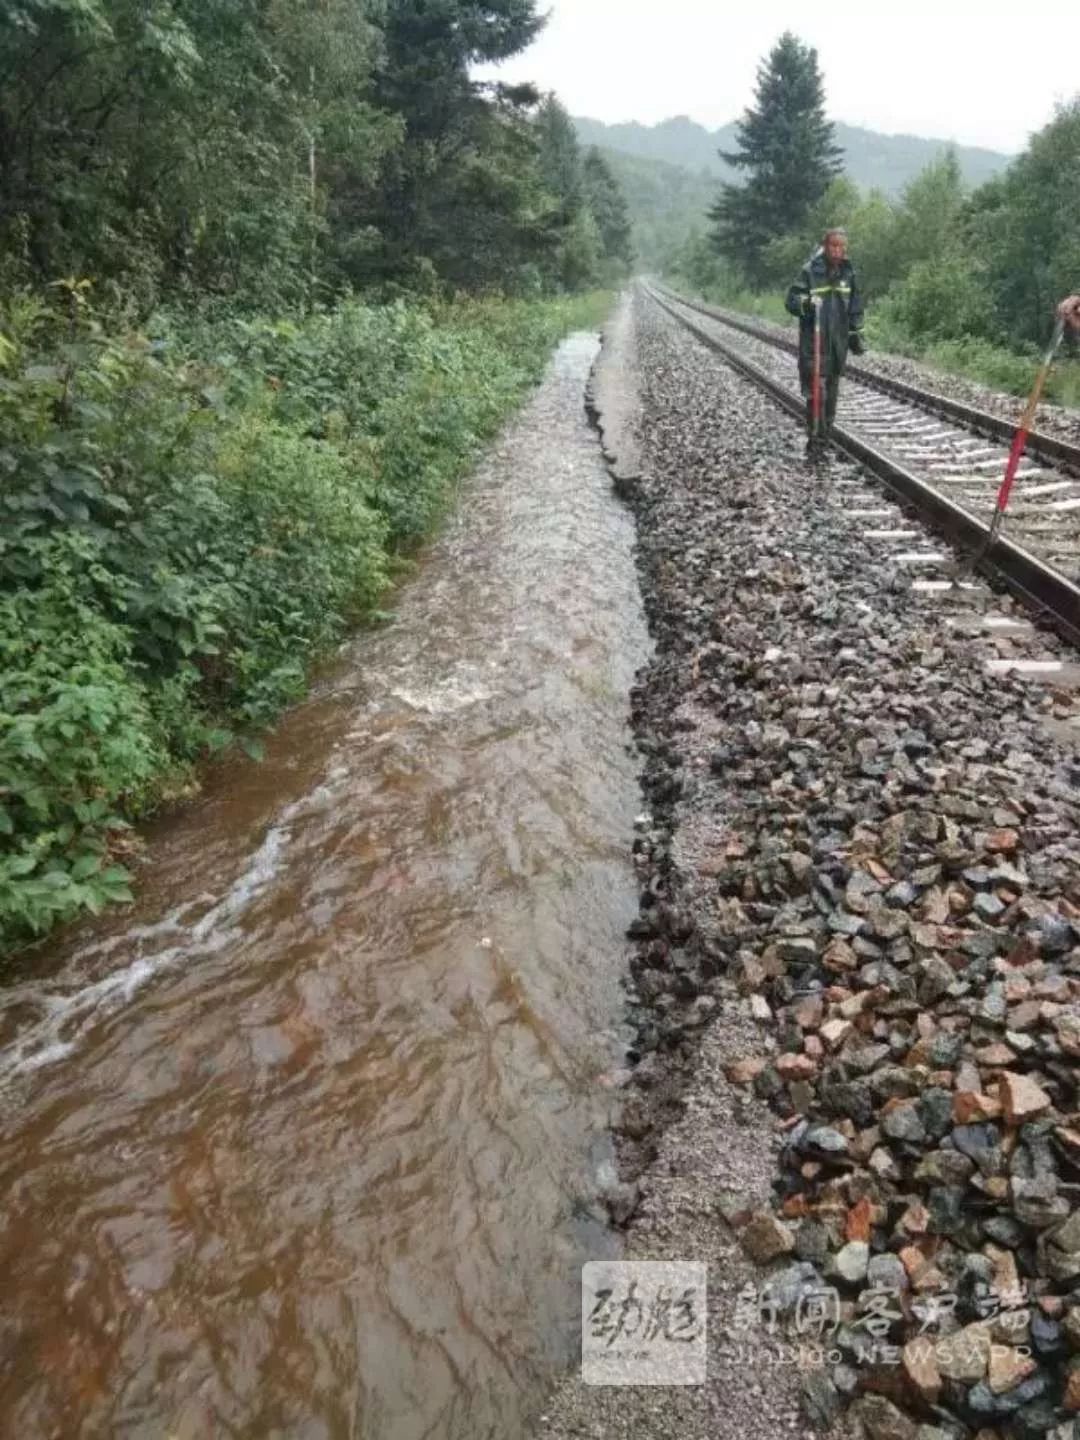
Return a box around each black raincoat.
[785,249,864,432]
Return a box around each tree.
[360,0,549,290]
[971,100,1080,347]
[0,0,625,305]
[891,149,966,280]
[584,148,634,274]
[709,32,842,287]
[535,96,585,221]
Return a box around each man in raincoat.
[786,228,865,452]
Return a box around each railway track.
[645,282,1080,654]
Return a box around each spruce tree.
[710,32,842,287]
[535,96,586,221]
[584,148,634,271]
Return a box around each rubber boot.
[823,379,840,446]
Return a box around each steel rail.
[652,282,1080,478]
[646,284,1080,647]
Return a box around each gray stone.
[928,1032,963,1068]
[846,1043,891,1075]
[1036,914,1073,957]
[820,1077,874,1126]
[918,1088,955,1141]
[1015,1176,1071,1232]
[831,1241,870,1286]
[952,1124,1006,1177]
[979,983,1008,1023]
[967,1369,1049,1419]
[919,956,956,1006]
[1031,1310,1064,1357]
[1015,1405,1067,1439]
[983,1214,1026,1248]
[796,1220,831,1267]
[802,1125,850,1158]
[801,1369,842,1431]
[869,1067,921,1103]
[927,1186,966,1236]
[830,910,865,938]
[883,1104,927,1146]
[915,1150,976,1187]
[867,1253,908,1292]
[886,881,920,910]
[1052,1210,1080,1253]
[975,893,1006,923]
[850,1395,917,1440]
[963,867,994,890]
[768,1261,825,1315]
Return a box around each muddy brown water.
[0,332,649,1438]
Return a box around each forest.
[0,0,631,946]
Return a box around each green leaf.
[71,853,102,882]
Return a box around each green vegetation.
[0,1,629,947]
[663,34,1080,409]
[572,114,1010,202]
[0,0,631,305]
[0,287,609,947]
[582,150,716,271]
[573,94,1011,275]
[711,34,842,289]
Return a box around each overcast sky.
[476,1,1078,154]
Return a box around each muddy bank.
[541,287,1080,1440]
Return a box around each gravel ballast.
[541,288,1080,1440]
[667,289,1080,449]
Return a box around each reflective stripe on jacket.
[785,250,864,380]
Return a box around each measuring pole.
[985,313,1066,547]
[811,298,823,441]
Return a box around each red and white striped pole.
[987,313,1066,546]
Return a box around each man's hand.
[1058,295,1080,332]
[849,331,866,356]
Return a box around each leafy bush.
[0,286,609,949]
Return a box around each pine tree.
[535,95,586,221]
[710,32,842,287]
[583,148,634,271]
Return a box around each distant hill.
[589,147,716,268]
[573,114,1012,198]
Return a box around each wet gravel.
[542,288,1080,1440]
[672,292,1080,449]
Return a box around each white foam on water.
[390,677,494,716]
[0,822,292,1087]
